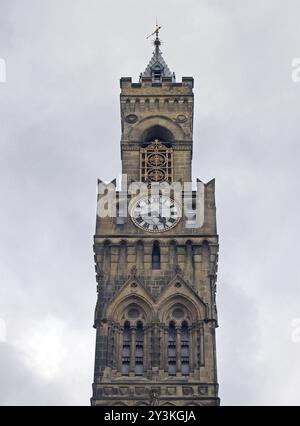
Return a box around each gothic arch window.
[122,321,131,375]
[168,321,176,375]
[152,241,161,270]
[181,321,190,376]
[135,321,144,376]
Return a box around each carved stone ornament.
[125,114,138,124]
[175,264,183,276]
[130,265,138,277]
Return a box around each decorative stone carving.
[119,387,130,396]
[150,389,160,406]
[125,114,138,124]
[175,264,183,276]
[175,114,187,123]
[166,387,177,396]
[104,387,113,396]
[135,387,145,396]
[199,386,208,396]
[183,386,194,396]
[130,265,138,278]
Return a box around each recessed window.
[181,322,190,376]
[135,322,144,376]
[168,322,176,376]
[152,241,161,270]
[122,322,131,375]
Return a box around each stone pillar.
[107,324,113,368]
[164,326,169,372]
[103,242,111,281]
[146,325,152,372]
[130,326,137,373]
[118,326,124,372]
[200,324,205,366]
[169,241,177,271]
[159,326,164,370]
[118,241,127,279]
[194,326,200,369]
[143,325,148,374]
[184,241,194,283]
[152,324,160,368]
[114,325,120,371]
[136,241,144,275]
[189,325,194,373]
[176,326,182,373]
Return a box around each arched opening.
[168,321,176,376]
[135,321,144,376]
[181,321,190,376]
[142,125,174,145]
[152,241,161,270]
[122,321,131,375]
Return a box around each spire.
[141,23,175,82]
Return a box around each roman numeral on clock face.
[131,196,181,233]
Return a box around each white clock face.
[130,195,181,233]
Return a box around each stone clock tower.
[91,30,220,406]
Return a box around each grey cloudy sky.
[0,0,300,406]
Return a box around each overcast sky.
[0,0,300,406]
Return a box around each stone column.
[118,242,127,279]
[152,324,160,368]
[176,326,182,373]
[103,242,111,281]
[169,241,177,271]
[136,241,144,275]
[146,325,152,371]
[189,325,194,373]
[159,326,164,370]
[184,241,194,283]
[164,326,169,373]
[130,326,137,373]
[114,325,120,372]
[143,325,148,374]
[194,326,200,369]
[107,324,113,368]
[118,326,124,372]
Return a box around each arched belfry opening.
[142,125,174,146]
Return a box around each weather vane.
[146,18,162,40]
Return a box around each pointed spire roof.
[141,24,175,81]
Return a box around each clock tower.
[91,30,220,406]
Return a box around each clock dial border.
[130,195,182,233]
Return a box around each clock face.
[130,195,181,233]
